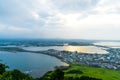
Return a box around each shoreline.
[1,46,120,70]
[37,52,70,67]
[0,50,70,68]
[0,51,69,78]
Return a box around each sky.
[0,0,120,40]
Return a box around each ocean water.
[0,51,65,78]
[94,42,120,48]
[22,46,108,54]
[22,46,64,51]
[64,46,108,54]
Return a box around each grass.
[63,63,120,80]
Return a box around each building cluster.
[42,48,120,70]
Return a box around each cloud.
[0,0,53,27]
[0,0,120,39]
[92,0,120,14]
[52,0,99,13]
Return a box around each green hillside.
[40,64,120,80]
[64,64,120,80]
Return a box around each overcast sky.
[0,0,120,40]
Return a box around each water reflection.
[64,46,108,54]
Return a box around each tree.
[0,63,9,74]
[80,76,102,80]
[50,69,64,80]
[0,63,34,80]
[1,69,34,80]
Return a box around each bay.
[0,51,65,78]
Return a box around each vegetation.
[38,63,120,80]
[0,63,34,80]
[0,63,9,74]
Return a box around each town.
[41,48,120,70]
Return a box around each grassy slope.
[63,64,120,80]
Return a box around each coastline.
[0,51,69,78]
[37,52,70,67]
[0,49,70,69]
[1,46,120,70]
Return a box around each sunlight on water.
[64,46,108,54]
